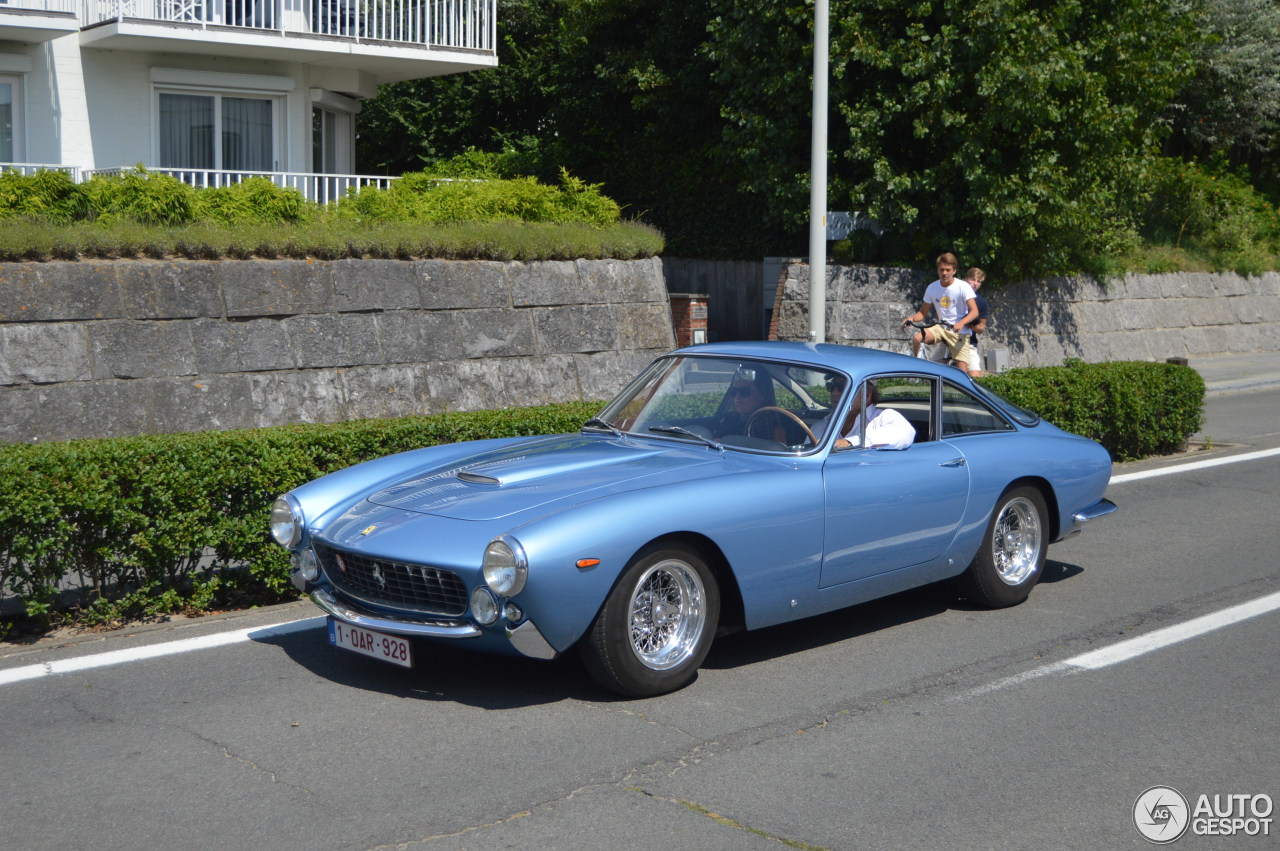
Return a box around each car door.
[818,375,971,589]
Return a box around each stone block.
[578,257,666,304]
[532,305,620,354]
[220,260,333,317]
[331,259,421,312]
[340,365,434,419]
[249,369,349,427]
[117,262,224,319]
[28,263,126,321]
[421,357,518,411]
[835,302,906,345]
[1118,299,1159,332]
[1228,295,1276,324]
[614,302,677,351]
[191,317,297,374]
[418,260,511,309]
[2,323,92,384]
[133,375,257,434]
[0,265,43,322]
[1150,298,1193,330]
[572,350,658,401]
[89,320,197,380]
[1188,296,1238,327]
[511,260,595,306]
[450,309,536,358]
[375,311,461,363]
[283,313,382,369]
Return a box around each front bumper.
[311,587,559,660]
[1061,497,1118,539]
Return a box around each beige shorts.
[925,326,973,364]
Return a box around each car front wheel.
[961,485,1048,608]
[580,545,720,697]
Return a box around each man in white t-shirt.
[900,253,978,365]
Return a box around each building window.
[0,75,23,162]
[158,90,277,171]
[312,106,338,173]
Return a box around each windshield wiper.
[582,417,624,438]
[648,425,723,451]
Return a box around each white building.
[0,0,496,199]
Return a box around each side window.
[941,383,1015,436]
[874,375,934,444]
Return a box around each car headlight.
[270,495,304,549]
[471,587,500,625]
[482,536,527,597]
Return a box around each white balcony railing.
[86,167,396,204]
[0,163,82,180]
[80,0,495,50]
[1,0,78,12]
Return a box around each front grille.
[315,543,468,616]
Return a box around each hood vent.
[456,471,500,484]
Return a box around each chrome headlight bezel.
[270,494,304,549]
[482,535,528,597]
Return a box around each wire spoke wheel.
[992,496,1043,586]
[627,559,706,670]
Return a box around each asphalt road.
[1,388,1277,850]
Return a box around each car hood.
[364,434,720,521]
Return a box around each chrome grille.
[315,543,467,616]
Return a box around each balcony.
[79,0,497,83]
[86,166,396,204]
[0,0,79,41]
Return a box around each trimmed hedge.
[0,402,599,621]
[0,360,1205,625]
[978,360,1205,460]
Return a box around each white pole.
[807,0,829,343]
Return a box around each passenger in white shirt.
[813,378,915,451]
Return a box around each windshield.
[591,356,847,453]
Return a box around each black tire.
[579,544,720,698]
[960,485,1048,608]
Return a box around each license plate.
[328,618,412,668]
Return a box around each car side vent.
[457,471,500,484]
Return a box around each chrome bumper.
[311,588,481,639]
[1062,497,1118,538]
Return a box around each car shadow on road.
[256,559,1084,706]
[703,559,1084,670]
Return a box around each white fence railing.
[86,167,396,203]
[80,0,495,50]
[2,164,394,204]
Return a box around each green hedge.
[979,360,1204,460]
[0,402,599,621]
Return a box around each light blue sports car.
[271,342,1116,696]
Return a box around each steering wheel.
[745,406,818,446]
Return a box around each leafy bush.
[194,177,308,224]
[1143,157,1280,266]
[0,402,602,624]
[83,168,200,226]
[979,360,1205,460]
[0,169,89,223]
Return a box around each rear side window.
[941,383,1015,437]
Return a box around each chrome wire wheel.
[627,558,707,671]
[992,496,1043,586]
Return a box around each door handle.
[940,457,966,468]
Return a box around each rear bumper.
[1061,497,1118,539]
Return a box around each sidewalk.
[1189,351,1280,396]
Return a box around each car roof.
[671,340,966,383]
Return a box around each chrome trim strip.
[506,619,558,660]
[311,588,482,639]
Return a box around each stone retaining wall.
[773,263,1280,365]
[0,258,674,444]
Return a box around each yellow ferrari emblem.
[360,525,377,536]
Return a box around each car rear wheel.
[580,545,720,697]
[961,485,1048,608]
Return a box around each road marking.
[1062,589,1280,670]
[961,590,1280,699]
[1111,446,1280,484]
[0,616,325,687]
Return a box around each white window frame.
[0,73,26,163]
[309,88,360,174]
[150,69,295,173]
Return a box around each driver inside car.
[712,367,788,442]
[814,378,915,450]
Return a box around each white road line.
[0,616,325,687]
[1063,590,1280,670]
[961,590,1280,700]
[1110,446,1280,484]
